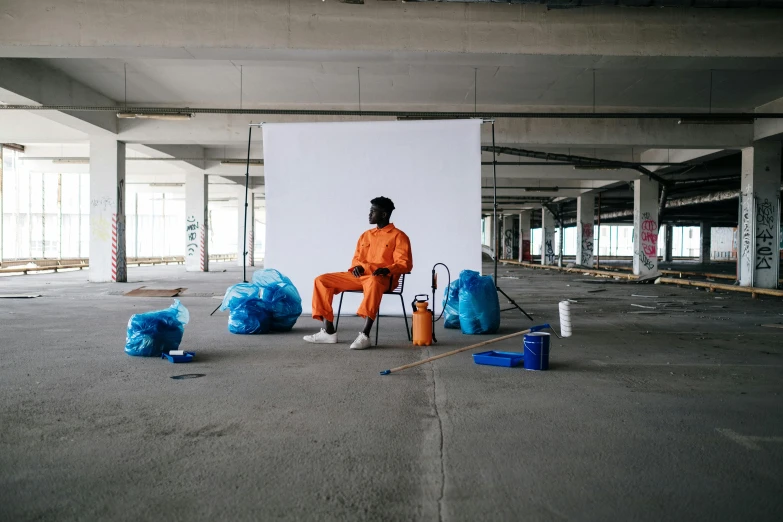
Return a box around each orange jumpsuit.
[312,223,413,322]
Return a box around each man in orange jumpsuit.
[304,196,413,349]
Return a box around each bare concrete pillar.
[541,206,555,266]
[185,172,209,272]
[237,186,255,267]
[699,222,711,265]
[484,215,494,251]
[89,138,126,282]
[663,224,673,263]
[518,211,531,262]
[739,142,781,288]
[575,194,595,267]
[0,145,3,265]
[633,177,660,278]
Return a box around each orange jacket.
[349,223,413,276]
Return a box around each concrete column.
[89,137,126,283]
[699,222,711,265]
[502,214,514,259]
[575,194,595,267]
[663,224,673,263]
[518,211,531,262]
[633,177,660,278]
[185,172,209,272]
[0,145,3,265]
[739,142,782,288]
[541,206,555,266]
[237,187,255,267]
[484,215,494,251]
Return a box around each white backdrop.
[263,119,482,319]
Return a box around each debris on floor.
[124,286,187,297]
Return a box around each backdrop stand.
[210,122,261,317]
[488,120,534,321]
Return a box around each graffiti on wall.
[740,186,753,278]
[504,229,514,260]
[90,196,115,212]
[755,197,775,270]
[543,228,555,265]
[186,215,200,257]
[580,223,594,266]
[635,212,657,272]
[91,215,111,242]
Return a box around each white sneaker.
[350,332,372,350]
[303,329,338,344]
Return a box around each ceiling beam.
[0,58,117,136]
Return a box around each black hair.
[370,196,395,215]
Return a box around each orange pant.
[312,272,395,322]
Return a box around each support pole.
[243,126,252,282]
[0,145,3,265]
[492,123,498,284]
[58,173,62,259]
[490,121,533,321]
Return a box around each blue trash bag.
[125,299,190,357]
[220,283,272,335]
[228,300,271,335]
[442,279,461,329]
[251,269,303,332]
[458,270,500,335]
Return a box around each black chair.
[335,273,411,346]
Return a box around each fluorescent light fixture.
[484,186,560,192]
[573,165,621,171]
[53,158,90,164]
[149,183,184,187]
[117,112,194,121]
[677,116,754,125]
[2,143,25,153]
[220,159,264,165]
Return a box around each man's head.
[369,196,395,226]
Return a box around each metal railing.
[0,254,237,274]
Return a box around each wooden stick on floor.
[380,328,533,375]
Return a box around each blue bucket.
[523,332,551,371]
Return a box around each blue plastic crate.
[472,350,524,368]
[160,351,195,363]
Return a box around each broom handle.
[382,328,532,375]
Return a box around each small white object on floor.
[169,350,185,356]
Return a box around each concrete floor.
[1,262,782,521]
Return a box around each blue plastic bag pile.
[125,299,190,357]
[441,270,500,335]
[220,268,303,334]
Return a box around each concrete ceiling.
[40,55,783,115]
[1,0,782,215]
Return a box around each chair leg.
[400,294,411,341]
[335,292,344,332]
[375,313,380,346]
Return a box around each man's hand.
[351,266,365,278]
[372,267,391,277]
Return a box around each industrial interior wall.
[0,149,243,261]
[263,119,482,316]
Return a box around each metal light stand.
[211,122,261,316]
[489,120,533,321]
[242,125,253,282]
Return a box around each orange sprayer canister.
[412,294,433,346]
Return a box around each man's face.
[369,205,386,225]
